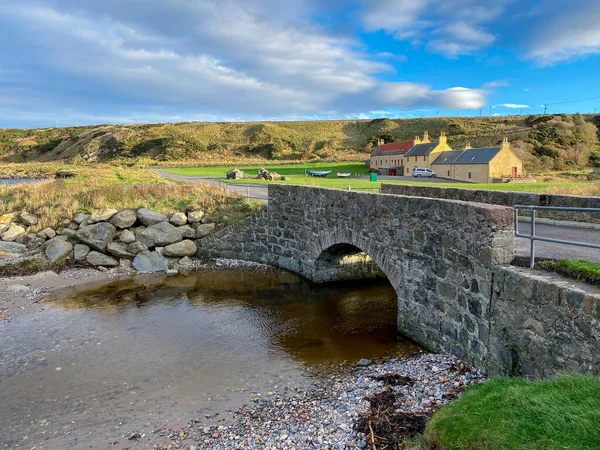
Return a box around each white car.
[412,167,436,178]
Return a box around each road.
[154,170,600,262]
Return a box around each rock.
[133,225,147,235]
[0,241,26,255]
[196,223,216,238]
[226,168,244,179]
[44,238,73,262]
[1,223,26,241]
[155,247,164,255]
[178,256,193,266]
[107,242,135,258]
[356,358,373,367]
[119,229,136,244]
[178,225,196,239]
[27,235,45,251]
[86,251,119,267]
[15,234,27,245]
[74,244,91,260]
[137,208,168,226]
[110,210,137,229]
[163,240,197,257]
[133,250,168,273]
[187,210,205,223]
[59,219,71,228]
[0,225,7,235]
[0,213,15,225]
[166,269,178,275]
[88,208,118,224]
[38,227,56,239]
[222,215,229,222]
[61,228,77,239]
[73,213,90,224]
[76,222,116,252]
[137,222,183,248]
[68,222,79,230]
[6,284,29,292]
[127,241,148,255]
[170,212,187,226]
[19,212,38,226]
[119,258,132,268]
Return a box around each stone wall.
[381,184,600,223]
[488,267,600,377]
[198,185,515,371]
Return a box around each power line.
[545,95,600,107]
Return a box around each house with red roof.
[369,132,430,175]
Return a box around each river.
[0,179,43,187]
[0,268,420,449]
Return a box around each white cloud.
[499,103,529,108]
[377,84,487,109]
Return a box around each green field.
[163,163,600,195]
[425,375,600,450]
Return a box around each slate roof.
[404,142,438,157]
[453,147,502,164]
[431,150,465,165]
[370,140,414,157]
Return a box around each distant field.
[163,164,600,195]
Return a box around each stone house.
[369,138,421,174]
[403,132,452,175]
[431,138,523,183]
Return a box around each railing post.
[247,186,250,198]
[530,208,536,269]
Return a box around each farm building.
[403,132,452,175]
[369,135,425,174]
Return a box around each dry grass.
[0,181,258,231]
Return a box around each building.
[431,137,523,183]
[403,132,452,175]
[369,137,421,174]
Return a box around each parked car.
[412,167,436,178]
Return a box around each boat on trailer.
[305,169,332,177]
[336,172,351,178]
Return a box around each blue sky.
[1,0,600,128]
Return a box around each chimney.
[465,140,472,149]
[501,136,510,152]
[438,131,446,145]
[414,135,422,144]
[422,131,431,143]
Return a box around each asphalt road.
[154,170,600,262]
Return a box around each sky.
[2,0,600,128]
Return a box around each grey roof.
[404,142,438,157]
[431,150,465,165]
[453,147,502,165]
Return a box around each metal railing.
[514,205,600,268]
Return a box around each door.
[512,167,517,179]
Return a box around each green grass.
[164,164,600,195]
[425,375,600,450]
[539,259,600,286]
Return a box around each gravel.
[133,353,483,449]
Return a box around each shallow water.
[0,179,43,186]
[0,269,420,449]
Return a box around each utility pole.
[436,110,439,117]
[489,105,492,116]
[456,108,459,117]
[479,108,482,116]
[542,104,548,114]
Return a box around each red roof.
[371,140,415,157]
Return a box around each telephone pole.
[542,104,548,114]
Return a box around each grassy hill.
[1,114,599,171]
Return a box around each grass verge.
[424,374,600,450]
[0,258,89,277]
[539,259,600,286]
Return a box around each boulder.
[137,208,168,226]
[0,225,7,235]
[27,234,45,251]
[75,222,116,252]
[107,242,135,258]
[187,210,205,223]
[44,238,73,263]
[178,225,196,239]
[127,241,148,255]
[170,212,187,226]
[19,212,38,226]
[88,208,118,224]
[110,210,137,229]
[119,258,132,268]
[74,244,91,260]
[61,229,77,239]
[86,251,119,267]
[38,227,56,239]
[163,240,197,257]
[132,250,168,273]
[119,229,136,244]
[0,213,15,225]
[196,223,216,238]
[68,222,79,230]
[178,256,193,266]
[137,222,183,248]
[133,225,147,235]
[0,241,26,256]
[72,213,91,225]
[59,219,71,228]
[1,223,26,242]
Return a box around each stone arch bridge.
[198,185,600,377]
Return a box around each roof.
[453,147,502,165]
[370,140,414,157]
[404,142,438,157]
[431,150,465,165]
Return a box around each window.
[423,156,426,161]
[447,171,450,176]
[401,159,403,165]
[468,172,472,179]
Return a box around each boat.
[336,172,351,178]
[305,169,332,177]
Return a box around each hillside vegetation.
[1,114,599,171]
